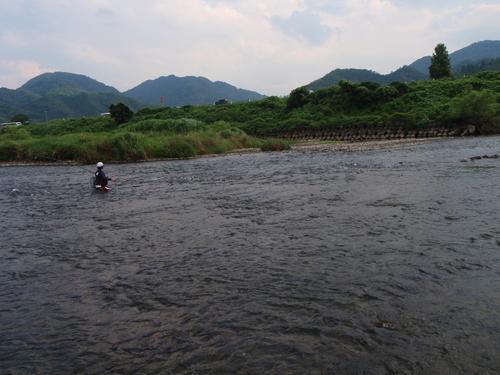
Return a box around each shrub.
[389,81,410,95]
[165,138,197,158]
[260,139,291,152]
[0,142,19,161]
[287,87,311,110]
[219,126,244,139]
[125,118,206,134]
[375,86,399,102]
[449,89,498,124]
[10,114,30,124]
[0,126,31,141]
[109,103,134,125]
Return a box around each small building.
[0,122,22,127]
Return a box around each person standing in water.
[94,162,114,191]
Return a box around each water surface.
[1,136,499,374]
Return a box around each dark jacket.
[95,169,111,186]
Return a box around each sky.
[1,0,500,95]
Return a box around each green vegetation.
[429,44,452,79]
[308,67,426,90]
[0,119,263,163]
[110,103,134,125]
[1,72,500,164]
[127,72,500,137]
[457,58,500,75]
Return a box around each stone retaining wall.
[277,125,477,142]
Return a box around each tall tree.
[429,43,452,79]
[109,103,133,125]
[287,87,310,110]
[10,114,30,124]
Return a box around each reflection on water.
[1,136,500,374]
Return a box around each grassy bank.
[1,72,499,163]
[0,120,290,163]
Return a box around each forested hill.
[0,72,266,122]
[0,72,143,123]
[308,66,426,91]
[310,40,500,90]
[123,75,265,107]
[20,72,120,96]
[410,40,500,75]
[456,58,500,75]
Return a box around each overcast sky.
[1,0,499,95]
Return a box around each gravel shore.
[292,138,440,153]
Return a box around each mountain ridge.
[123,75,265,107]
[20,72,120,96]
[0,72,266,122]
[409,40,500,74]
[309,40,500,90]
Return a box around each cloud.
[271,10,335,45]
[96,8,115,17]
[0,31,28,48]
[0,0,499,95]
[0,60,52,89]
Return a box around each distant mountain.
[0,72,143,123]
[386,65,427,82]
[309,40,500,91]
[20,72,120,96]
[308,69,383,90]
[456,57,500,75]
[408,56,433,75]
[308,66,426,90]
[410,40,500,75]
[124,75,265,107]
[0,91,143,123]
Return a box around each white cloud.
[0,60,52,89]
[0,0,498,94]
[271,10,334,45]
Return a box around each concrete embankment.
[277,125,477,142]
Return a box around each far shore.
[0,137,457,168]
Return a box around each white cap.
[96,162,104,168]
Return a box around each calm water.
[1,137,499,374]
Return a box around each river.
[1,136,499,374]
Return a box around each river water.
[1,136,499,374]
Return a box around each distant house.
[0,122,22,127]
[100,112,111,117]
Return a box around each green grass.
[0,123,265,163]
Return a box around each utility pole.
[44,111,48,123]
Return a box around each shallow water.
[1,136,500,374]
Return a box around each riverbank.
[3,134,499,168]
[0,137,446,167]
